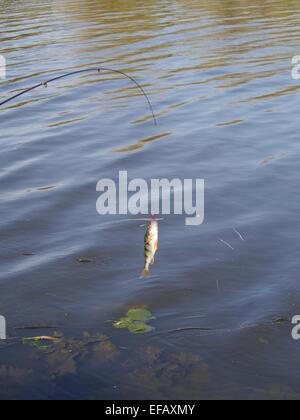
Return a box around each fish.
[141,214,158,277]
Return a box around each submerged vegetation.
[0,313,297,399]
[21,331,119,377]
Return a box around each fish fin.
[151,257,155,265]
[151,214,157,221]
[140,269,150,278]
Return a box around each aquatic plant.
[113,308,155,334]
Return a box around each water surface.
[1,0,300,400]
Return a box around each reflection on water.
[112,132,172,153]
[1,0,300,400]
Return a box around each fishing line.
[0,67,157,125]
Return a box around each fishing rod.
[0,67,157,125]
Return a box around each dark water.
[1,0,300,400]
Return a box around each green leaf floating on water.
[128,322,154,334]
[127,309,153,322]
[114,318,132,329]
[113,308,155,334]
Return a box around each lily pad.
[113,308,155,334]
[127,309,153,322]
[128,322,154,334]
[114,318,132,329]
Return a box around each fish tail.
[140,268,150,278]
